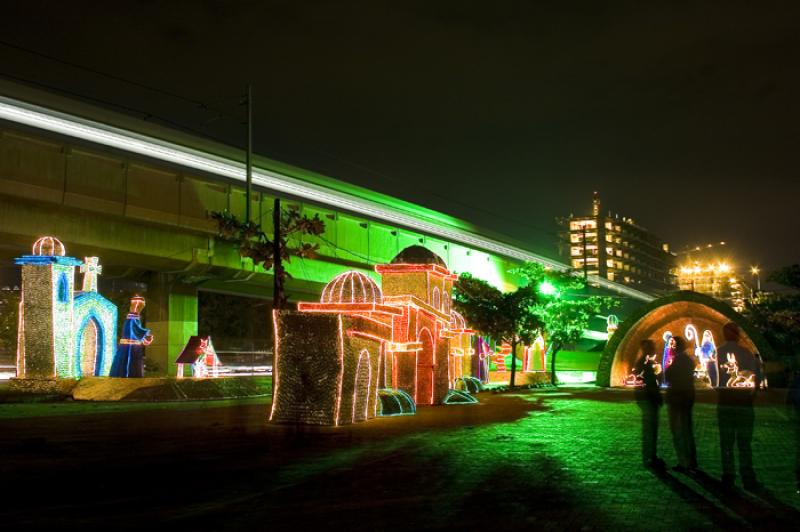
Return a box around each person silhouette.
[716,322,761,490]
[634,339,665,471]
[665,336,698,473]
[787,368,800,494]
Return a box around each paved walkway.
[1,387,798,530]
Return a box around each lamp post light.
[750,266,761,299]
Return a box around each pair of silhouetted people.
[634,335,696,473]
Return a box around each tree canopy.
[747,264,800,369]
[454,262,618,386]
[453,273,542,386]
[515,263,617,353]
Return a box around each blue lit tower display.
[15,236,118,379]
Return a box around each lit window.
[57,272,69,303]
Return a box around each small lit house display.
[176,336,221,378]
[15,237,118,379]
[270,246,474,426]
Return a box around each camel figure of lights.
[270,246,476,426]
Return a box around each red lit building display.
[270,246,477,426]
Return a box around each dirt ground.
[2,388,799,531]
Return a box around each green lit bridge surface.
[0,81,653,374]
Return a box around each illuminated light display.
[606,315,619,336]
[176,336,221,378]
[110,296,153,378]
[377,388,416,416]
[446,310,475,387]
[686,325,719,388]
[15,238,118,379]
[443,389,479,404]
[297,302,402,316]
[272,247,482,425]
[604,291,768,388]
[321,271,383,304]
[80,257,102,293]
[622,354,660,387]
[454,376,483,394]
[522,335,546,373]
[271,311,383,426]
[386,341,423,352]
[32,236,66,257]
[720,353,756,388]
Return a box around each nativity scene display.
[623,324,758,389]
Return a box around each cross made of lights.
[81,256,102,292]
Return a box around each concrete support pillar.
[146,273,198,377]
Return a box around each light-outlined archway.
[597,291,772,387]
[73,292,118,377]
[352,349,372,423]
[416,327,435,405]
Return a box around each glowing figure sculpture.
[686,325,719,388]
[475,336,491,383]
[661,331,675,385]
[110,296,153,378]
[607,314,619,336]
[176,336,221,378]
[720,353,756,388]
[15,238,117,379]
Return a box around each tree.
[746,264,800,369]
[211,205,325,308]
[453,273,542,387]
[515,263,618,386]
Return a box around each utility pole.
[245,84,253,224]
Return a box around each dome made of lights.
[450,310,466,331]
[321,271,383,304]
[391,245,447,268]
[32,236,66,257]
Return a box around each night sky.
[2,1,799,273]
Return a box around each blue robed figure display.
[110,296,153,377]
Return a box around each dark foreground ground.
[2,387,799,531]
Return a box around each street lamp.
[538,280,560,298]
[750,266,761,294]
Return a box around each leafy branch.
[210,206,325,274]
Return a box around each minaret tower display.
[15,236,82,378]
